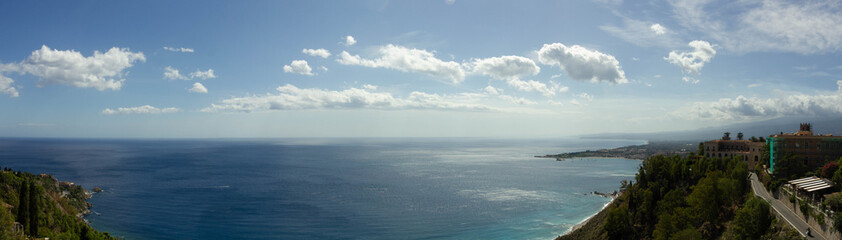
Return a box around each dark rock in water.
[92,186,103,193]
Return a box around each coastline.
[568,196,615,233]
[562,193,617,237]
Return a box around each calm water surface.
[0,138,643,239]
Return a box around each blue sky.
[2,0,842,138]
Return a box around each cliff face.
[0,168,116,240]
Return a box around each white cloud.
[283,60,314,76]
[190,69,216,80]
[362,84,378,90]
[302,48,331,58]
[12,45,145,91]
[665,40,716,75]
[445,0,455,5]
[481,85,537,105]
[650,24,667,35]
[0,74,19,97]
[505,78,558,98]
[747,83,762,88]
[575,92,594,102]
[164,66,188,80]
[670,0,842,54]
[682,76,700,84]
[345,36,357,46]
[497,95,536,105]
[102,105,181,115]
[337,45,465,83]
[201,84,493,113]
[537,43,628,84]
[189,82,208,93]
[468,55,540,80]
[484,86,500,95]
[163,47,194,53]
[675,83,842,120]
[320,66,328,72]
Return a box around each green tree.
[687,172,723,224]
[698,142,704,156]
[727,197,772,240]
[670,228,702,240]
[799,200,811,221]
[738,132,744,140]
[16,180,28,234]
[0,200,22,240]
[28,181,38,237]
[604,204,631,239]
[834,213,842,233]
[825,193,842,211]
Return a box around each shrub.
[815,211,826,227]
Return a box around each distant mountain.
[582,117,842,142]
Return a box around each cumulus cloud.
[482,85,537,105]
[670,0,842,54]
[302,48,331,58]
[468,55,540,80]
[201,84,493,113]
[102,105,181,115]
[163,47,194,53]
[337,45,465,83]
[190,69,216,79]
[0,74,19,97]
[537,43,628,84]
[362,84,377,90]
[675,82,842,120]
[189,82,208,93]
[505,79,560,98]
[164,66,188,80]
[650,24,667,35]
[345,36,357,46]
[283,60,314,76]
[9,45,145,91]
[165,67,216,80]
[665,40,716,75]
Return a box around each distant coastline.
[536,141,697,161]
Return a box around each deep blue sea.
[0,138,643,240]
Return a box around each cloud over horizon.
[202,84,494,113]
[102,105,182,115]
[675,81,842,120]
[337,45,465,83]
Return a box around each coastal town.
[536,141,697,160]
[558,123,842,240]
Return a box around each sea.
[0,137,644,240]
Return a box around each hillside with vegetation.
[0,166,117,240]
[558,154,802,240]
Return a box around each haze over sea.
[0,138,642,239]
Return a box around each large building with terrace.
[768,123,842,173]
[703,137,766,170]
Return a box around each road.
[749,172,825,240]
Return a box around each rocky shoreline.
[0,169,117,239]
